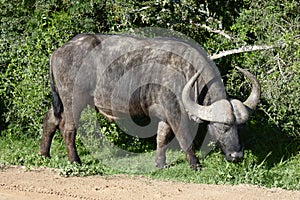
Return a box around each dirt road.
[0,166,299,200]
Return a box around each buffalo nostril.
[227,152,243,162]
[230,152,238,158]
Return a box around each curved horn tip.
[235,66,251,75]
[235,66,261,111]
[235,66,243,71]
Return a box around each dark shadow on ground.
[240,118,300,169]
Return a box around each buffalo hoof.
[190,163,202,171]
[155,161,168,169]
[38,151,51,158]
[68,159,82,165]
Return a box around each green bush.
[227,0,300,137]
[1,0,299,142]
[0,0,105,134]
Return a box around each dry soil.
[1,166,300,200]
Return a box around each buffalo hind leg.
[61,93,91,164]
[40,106,82,164]
[39,107,60,158]
[155,121,174,168]
[62,123,81,164]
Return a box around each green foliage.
[2,0,297,137]
[227,0,300,136]
[0,0,105,134]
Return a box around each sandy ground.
[0,166,300,200]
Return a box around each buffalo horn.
[182,71,234,124]
[236,67,261,111]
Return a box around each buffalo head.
[182,67,260,162]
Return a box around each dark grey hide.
[39,34,260,170]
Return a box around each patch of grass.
[268,153,300,190]
[60,161,104,177]
[0,126,299,190]
[0,131,67,168]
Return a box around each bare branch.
[200,24,233,40]
[136,6,150,12]
[190,0,232,40]
[192,23,233,40]
[274,53,286,79]
[209,45,274,60]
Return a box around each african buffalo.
[39,33,260,170]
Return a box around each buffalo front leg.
[173,124,200,171]
[185,145,201,171]
[39,107,60,158]
[155,121,174,168]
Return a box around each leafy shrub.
[1,0,299,144]
[0,0,105,134]
[227,0,300,137]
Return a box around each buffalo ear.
[230,99,249,125]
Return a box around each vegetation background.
[0,0,299,190]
